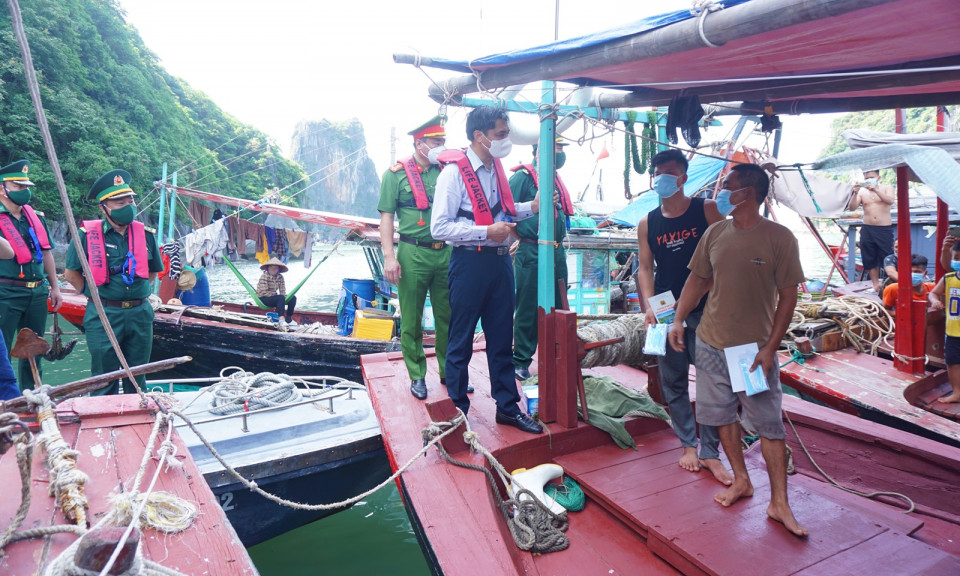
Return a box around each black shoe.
[441,377,473,394]
[410,379,427,400]
[514,366,532,381]
[495,411,543,434]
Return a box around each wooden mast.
[893,109,925,373]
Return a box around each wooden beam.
[410,0,904,98]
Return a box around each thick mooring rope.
[578,314,647,367]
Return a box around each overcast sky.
[118,0,838,207]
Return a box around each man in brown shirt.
[669,163,808,538]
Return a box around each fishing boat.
[374,0,960,572]
[0,351,259,575]
[164,372,392,547]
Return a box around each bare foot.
[936,393,960,404]
[679,447,700,473]
[714,479,753,507]
[767,502,809,537]
[700,458,734,486]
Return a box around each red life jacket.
[83,220,149,286]
[400,157,431,210]
[0,205,51,265]
[438,149,515,226]
[511,163,574,216]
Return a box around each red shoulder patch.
[389,163,404,173]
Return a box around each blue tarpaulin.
[606,155,727,227]
[428,1,752,72]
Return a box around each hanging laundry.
[225,215,241,253]
[182,219,228,268]
[255,229,270,264]
[264,226,276,255]
[159,241,183,281]
[286,230,306,257]
[187,202,212,230]
[275,229,289,264]
[303,232,313,268]
[665,95,704,148]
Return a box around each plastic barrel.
[626,292,641,313]
[337,279,376,335]
[178,267,211,306]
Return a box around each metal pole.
[155,163,167,294]
[537,81,557,311]
[167,172,177,242]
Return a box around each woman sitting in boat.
[256,257,297,326]
[881,253,934,309]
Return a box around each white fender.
[504,85,594,146]
[508,463,566,516]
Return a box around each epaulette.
[389,163,404,173]
[78,226,86,233]
[35,210,45,217]
[144,226,156,234]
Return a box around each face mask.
[485,136,513,159]
[951,261,960,272]
[911,272,924,287]
[5,188,31,206]
[555,152,566,170]
[426,145,446,165]
[108,204,136,226]
[715,188,745,216]
[653,174,680,199]
[863,177,878,186]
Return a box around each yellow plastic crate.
[352,309,395,341]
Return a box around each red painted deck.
[364,345,960,576]
[777,347,960,446]
[0,395,256,575]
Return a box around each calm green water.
[42,244,430,575]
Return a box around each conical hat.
[260,257,288,273]
[176,269,197,291]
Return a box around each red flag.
[596,142,610,161]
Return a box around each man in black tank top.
[636,149,732,485]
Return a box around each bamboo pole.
[0,356,193,412]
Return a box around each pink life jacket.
[438,149,515,226]
[0,205,51,265]
[83,220,149,286]
[512,163,574,216]
[400,156,431,210]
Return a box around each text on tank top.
[647,197,709,307]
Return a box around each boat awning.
[843,129,960,160]
[171,185,379,231]
[400,0,960,114]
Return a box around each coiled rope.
[790,295,892,355]
[577,314,647,367]
[208,371,303,415]
[422,418,569,554]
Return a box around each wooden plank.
[794,530,960,575]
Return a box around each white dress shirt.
[431,147,534,247]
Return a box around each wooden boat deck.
[0,395,256,575]
[364,345,960,576]
[777,347,960,446]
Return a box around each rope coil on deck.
[207,370,304,415]
[578,314,647,367]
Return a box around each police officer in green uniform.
[64,170,163,395]
[378,115,462,399]
[511,139,570,381]
[0,160,63,390]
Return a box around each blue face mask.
[952,260,960,272]
[911,272,925,286]
[715,188,743,216]
[653,174,680,199]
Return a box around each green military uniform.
[65,170,163,395]
[378,158,450,381]
[0,160,54,390]
[511,164,569,371]
[377,116,450,383]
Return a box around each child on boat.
[881,254,933,309]
[928,241,960,403]
[256,257,297,326]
